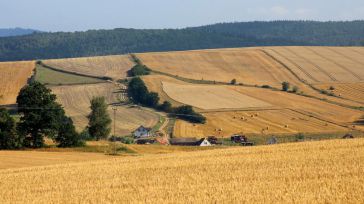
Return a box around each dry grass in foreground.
[1,138,364,203]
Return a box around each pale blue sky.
[1,0,364,32]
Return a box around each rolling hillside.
[1,138,364,203]
[137,46,364,137]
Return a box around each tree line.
[1,21,364,61]
[127,77,206,124]
[0,82,112,149]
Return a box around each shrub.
[128,64,151,77]
[158,101,172,113]
[292,86,299,93]
[295,133,305,141]
[329,86,335,90]
[261,85,272,89]
[173,105,206,124]
[230,79,237,85]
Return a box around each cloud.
[270,6,289,16]
[294,8,316,19]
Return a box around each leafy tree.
[127,77,160,108]
[17,81,65,148]
[146,92,160,107]
[55,116,84,147]
[127,77,149,105]
[282,82,290,92]
[88,97,112,140]
[230,79,237,85]
[0,108,23,149]
[173,105,206,124]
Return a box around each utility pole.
[112,106,117,155]
[112,106,117,137]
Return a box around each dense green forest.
[1,21,364,61]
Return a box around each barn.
[169,138,212,146]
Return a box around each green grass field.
[35,65,104,85]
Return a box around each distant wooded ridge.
[1,21,364,62]
[0,28,40,37]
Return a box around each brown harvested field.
[229,86,363,125]
[173,109,349,138]
[172,85,364,137]
[137,48,301,88]
[265,46,364,83]
[162,81,272,110]
[0,61,35,105]
[51,83,159,135]
[0,151,110,170]
[138,47,364,108]
[315,83,364,105]
[142,74,186,106]
[43,55,134,80]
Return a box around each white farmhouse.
[133,126,152,138]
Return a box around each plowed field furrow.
[305,47,362,81]
[284,47,337,82]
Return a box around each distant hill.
[0,28,39,37]
[0,21,364,61]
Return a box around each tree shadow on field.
[354,116,364,125]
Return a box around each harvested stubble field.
[162,81,272,110]
[0,151,110,170]
[168,84,363,137]
[43,55,134,80]
[142,74,186,106]
[173,109,349,137]
[1,139,364,203]
[315,82,364,105]
[138,47,364,108]
[137,48,299,88]
[0,61,35,105]
[264,46,364,83]
[51,83,159,135]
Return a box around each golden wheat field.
[43,55,134,80]
[0,61,35,105]
[51,83,159,135]
[0,151,110,169]
[1,139,364,203]
[173,109,349,137]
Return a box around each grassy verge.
[35,64,105,85]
